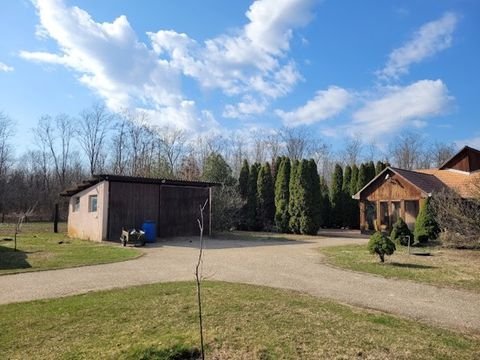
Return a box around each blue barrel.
[142,221,157,243]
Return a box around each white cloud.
[276,86,351,126]
[21,0,182,114]
[148,0,315,99]
[21,0,316,129]
[0,62,14,72]
[377,12,458,80]
[348,79,452,138]
[223,96,268,119]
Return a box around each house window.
[380,202,389,226]
[391,201,401,224]
[73,197,80,212]
[365,201,376,231]
[88,195,98,212]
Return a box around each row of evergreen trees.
[237,157,389,235]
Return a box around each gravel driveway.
[1,235,479,333]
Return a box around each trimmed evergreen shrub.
[246,163,261,230]
[274,157,291,233]
[368,232,396,263]
[297,159,321,235]
[319,176,331,227]
[238,159,250,200]
[257,162,275,230]
[414,198,440,244]
[288,160,301,233]
[356,163,368,193]
[390,218,413,246]
[330,164,343,227]
[342,165,353,228]
[375,161,386,175]
[350,164,359,195]
[367,161,376,182]
[308,159,322,233]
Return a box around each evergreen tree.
[257,162,275,230]
[288,160,301,233]
[330,164,343,227]
[390,218,413,246]
[272,156,283,184]
[300,159,321,234]
[367,161,376,182]
[349,164,360,228]
[342,165,353,228]
[238,159,250,200]
[350,164,359,196]
[246,163,261,230]
[356,163,368,193]
[274,157,291,233]
[375,161,386,175]
[202,152,235,185]
[319,176,332,227]
[414,198,440,243]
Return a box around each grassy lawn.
[0,222,141,275]
[320,244,480,293]
[0,281,479,359]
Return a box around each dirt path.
[1,236,479,333]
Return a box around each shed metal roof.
[60,174,219,197]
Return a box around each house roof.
[390,167,447,194]
[352,167,446,200]
[352,162,480,200]
[60,174,220,197]
[416,168,480,198]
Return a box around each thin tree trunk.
[195,199,208,360]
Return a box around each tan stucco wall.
[67,181,109,242]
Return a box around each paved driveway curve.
[1,236,479,333]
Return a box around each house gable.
[360,169,425,201]
[439,146,480,173]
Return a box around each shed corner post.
[208,186,212,237]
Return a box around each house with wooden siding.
[353,146,480,233]
[60,175,217,242]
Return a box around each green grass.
[0,281,478,359]
[320,244,480,292]
[0,222,141,275]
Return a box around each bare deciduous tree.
[429,141,456,168]
[280,127,311,160]
[78,103,113,176]
[431,181,480,248]
[0,112,15,220]
[35,114,76,188]
[158,126,187,176]
[390,131,425,170]
[195,199,208,360]
[342,137,363,166]
[111,115,129,175]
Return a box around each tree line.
[0,105,457,222]
[233,157,390,234]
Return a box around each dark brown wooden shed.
[61,175,218,242]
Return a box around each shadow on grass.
[124,344,200,360]
[0,245,31,271]
[388,262,436,270]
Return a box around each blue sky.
[1,0,479,152]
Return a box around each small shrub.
[414,198,440,244]
[390,218,413,246]
[368,232,396,263]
